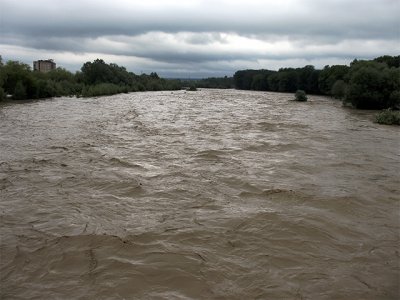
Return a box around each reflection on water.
[0,90,399,299]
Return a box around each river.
[0,89,399,299]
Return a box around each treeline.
[2,55,399,110]
[0,58,181,101]
[181,76,234,89]
[234,55,400,109]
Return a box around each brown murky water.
[0,89,399,299]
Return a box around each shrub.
[294,90,307,101]
[81,83,127,97]
[375,110,400,125]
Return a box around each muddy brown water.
[0,89,399,299]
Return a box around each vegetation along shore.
[0,55,399,124]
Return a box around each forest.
[1,55,399,112]
[233,55,400,110]
[0,58,181,101]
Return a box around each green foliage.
[190,76,233,89]
[233,55,399,110]
[1,61,36,98]
[294,90,307,101]
[187,86,197,91]
[374,55,400,68]
[267,74,279,91]
[234,66,320,94]
[318,65,349,95]
[278,69,299,92]
[331,80,346,99]
[0,61,83,100]
[81,83,129,97]
[78,60,181,96]
[375,110,400,125]
[234,70,262,90]
[150,72,159,79]
[47,68,75,82]
[1,55,398,105]
[345,60,399,109]
[13,81,27,100]
[251,74,269,91]
[234,70,273,90]
[35,79,66,98]
[177,77,230,90]
[0,58,183,99]
[0,87,5,101]
[80,59,134,86]
[388,90,400,109]
[0,60,4,101]
[165,79,182,90]
[298,65,321,94]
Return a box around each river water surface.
[0,89,399,299]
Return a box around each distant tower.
[33,59,56,72]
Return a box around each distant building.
[33,59,56,72]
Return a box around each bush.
[81,83,127,97]
[294,90,307,101]
[375,110,400,125]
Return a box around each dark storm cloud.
[2,0,398,40]
[1,0,399,76]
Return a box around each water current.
[0,89,399,299]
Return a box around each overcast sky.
[1,0,399,77]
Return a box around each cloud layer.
[1,0,399,77]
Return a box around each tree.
[251,74,268,91]
[81,59,112,85]
[1,61,36,99]
[345,61,398,109]
[267,73,279,91]
[298,66,320,94]
[233,70,260,90]
[374,55,400,68]
[389,90,400,109]
[47,68,75,82]
[150,72,159,79]
[318,65,349,95]
[233,70,246,89]
[331,80,346,99]
[13,81,27,100]
[0,87,5,101]
[193,76,234,89]
[278,69,298,92]
[0,56,4,100]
